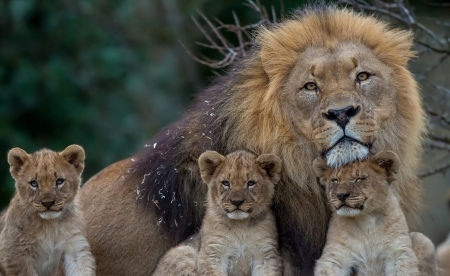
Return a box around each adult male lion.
[79,5,425,275]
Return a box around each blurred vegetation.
[0,0,307,208]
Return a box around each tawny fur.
[313,151,435,276]
[0,146,96,276]
[437,191,450,276]
[78,6,425,275]
[153,151,282,276]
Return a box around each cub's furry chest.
[33,221,74,275]
[201,213,278,275]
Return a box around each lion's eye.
[221,181,230,188]
[304,82,317,91]
[331,178,338,184]
[56,178,65,186]
[356,72,370,82]
[29,180,38,188]
[247,181,256,187]
[355,177,366,183]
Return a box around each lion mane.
[125,5,424,274]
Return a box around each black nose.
[323,106,360,128]
[336,193,350,202]
[41,200,55,208]
[230,199,244,207]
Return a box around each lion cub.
[154,150,282,276]
[0,145,96,276]
[313,151,427,276]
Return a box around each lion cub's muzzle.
[332,192,364,217]
[33,197,64,219]
[225,191,252,220]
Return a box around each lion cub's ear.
[256,154,282,184]
[60,145,85,174]
[312,157,329,178]
[372,151,400,183]
[198,151,226,184]
[7,148,31,179]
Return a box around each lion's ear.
[198,151,225,184]
[372,151,400,183]
[312,157,329,179]
[60,145,85,174]
[7,148,30,179]
[256,154,282,184]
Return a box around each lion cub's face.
[313,151,399,217]
[7,145,85,219]
[198,150,281,220]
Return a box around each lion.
[153,150,282,276]
[78,5,426,275]
[0,145,96,276]
[313,151,437,275]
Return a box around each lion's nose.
[323,106,360,128]
[41,200,55,209]
[230,199,244,207]
[336,193,350,202]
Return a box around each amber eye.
[56,178,65,186]
[29,180,38,188]
[304,82,317,91]
[221,181,230,188]
[247,180,256,187]
[356,72,370,82]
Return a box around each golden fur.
[78,6,426,275]
[153,151,282,276]
[0,145,95,276]
[313,151,436,276]
[437,191,450,276]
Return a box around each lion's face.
[284,43,396,168]
[8,145,85,219]
[198,151,281,220]
[313,151,399,217]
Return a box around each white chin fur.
[39,211,62,219]
[336,207,361,217]
[326,141,369,168]
[227,210,249,220]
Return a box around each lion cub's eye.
[247,181,256,188]
[56,178,65,186]
[221,181,230,188]
[304,82,317,91]
[29,180,38,188]
[356,72,370,82]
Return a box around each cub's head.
[198,150,281,220]
[7,145,85,219]
[313,151,399,217]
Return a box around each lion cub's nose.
[336,193,350,203]
[41,200,55,209]
[230,199,244,207]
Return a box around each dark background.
[1,0,449,245]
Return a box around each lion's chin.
[326,140,369,168]
[227,210,250,220]
[336,206,361,217]
[39,211,62,219]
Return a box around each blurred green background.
[1,0,450,245]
